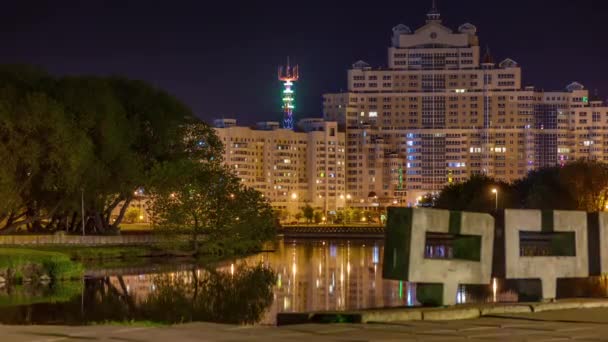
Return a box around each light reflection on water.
[0,238,607,325]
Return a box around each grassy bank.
[37,246,164,261]
[0,248,84,283]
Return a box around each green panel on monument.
[382,207,413,280]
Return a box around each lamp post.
[491,188,498,211]
[81,188,85,236]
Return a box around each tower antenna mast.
[278,57,299,130]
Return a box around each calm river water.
[0,238,607,325]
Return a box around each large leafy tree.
[430,160,608,213]
[433,174,516,213]
[516,160,608,211]
[148,160,276,254]
[0,79,92,232]
[0,65,223,234]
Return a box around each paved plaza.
[2,308,608,341]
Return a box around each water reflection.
[0,238,607,325]
[232,239,410,323]
[0,265,274,325]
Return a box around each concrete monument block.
[591,212,608,275]
[504,209,588,300]
[383,207,494,306]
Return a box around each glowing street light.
[491,188,498,211]
[291,192,298,200]
[346,194,352,200]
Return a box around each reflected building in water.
[233,239,413,323]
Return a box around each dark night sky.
[1,0,607,125]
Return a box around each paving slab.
[3,308,608,341]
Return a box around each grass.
[37,246,157,261]
[0,248,84,282]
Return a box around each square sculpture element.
[383,207,494,306]
[504,209,588,300]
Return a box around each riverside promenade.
[3,306,608,341]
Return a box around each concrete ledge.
[276,300,608,325]
[422,307,480,321]
[360,309,422,323]
[480,304,532,316]
[532,299,608,312]
[579,301,608,309]
[532,302,583,312]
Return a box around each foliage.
[516,160,608,211]
[124,208,143,224]
[294,212,303,222]
[433,174,515,213]
[313,211,323,224]
[0,65,223,234]
[148,160,277,254]
[0,248,84,282]
[430,160,608,213]
[302,205,314,223]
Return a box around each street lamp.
[291,192,298,200]
[491,188,498,211]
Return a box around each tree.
[294,212,303,222]
[313,211,323,224]
[341,207,354,224]
[124,208,143,224]
[302,205,314,223]
[278,210,290,222]
[560,160,608,212]
[516,160,608,212]
[514,167,575,210]
[433,174,516,213]
[0,66,223,234]
[148,160,276,254]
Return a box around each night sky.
[1,0,607,125]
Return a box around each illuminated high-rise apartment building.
[213,119,346,215]
[323,5,608,206]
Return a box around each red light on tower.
[278,57,299,130]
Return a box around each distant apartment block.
[213,119,346,214]
[322,6,608,206]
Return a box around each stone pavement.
[3,308,608,341]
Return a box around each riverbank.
[3,306,608,341]
[0,248,83,284]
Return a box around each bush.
[0,249,84,283]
